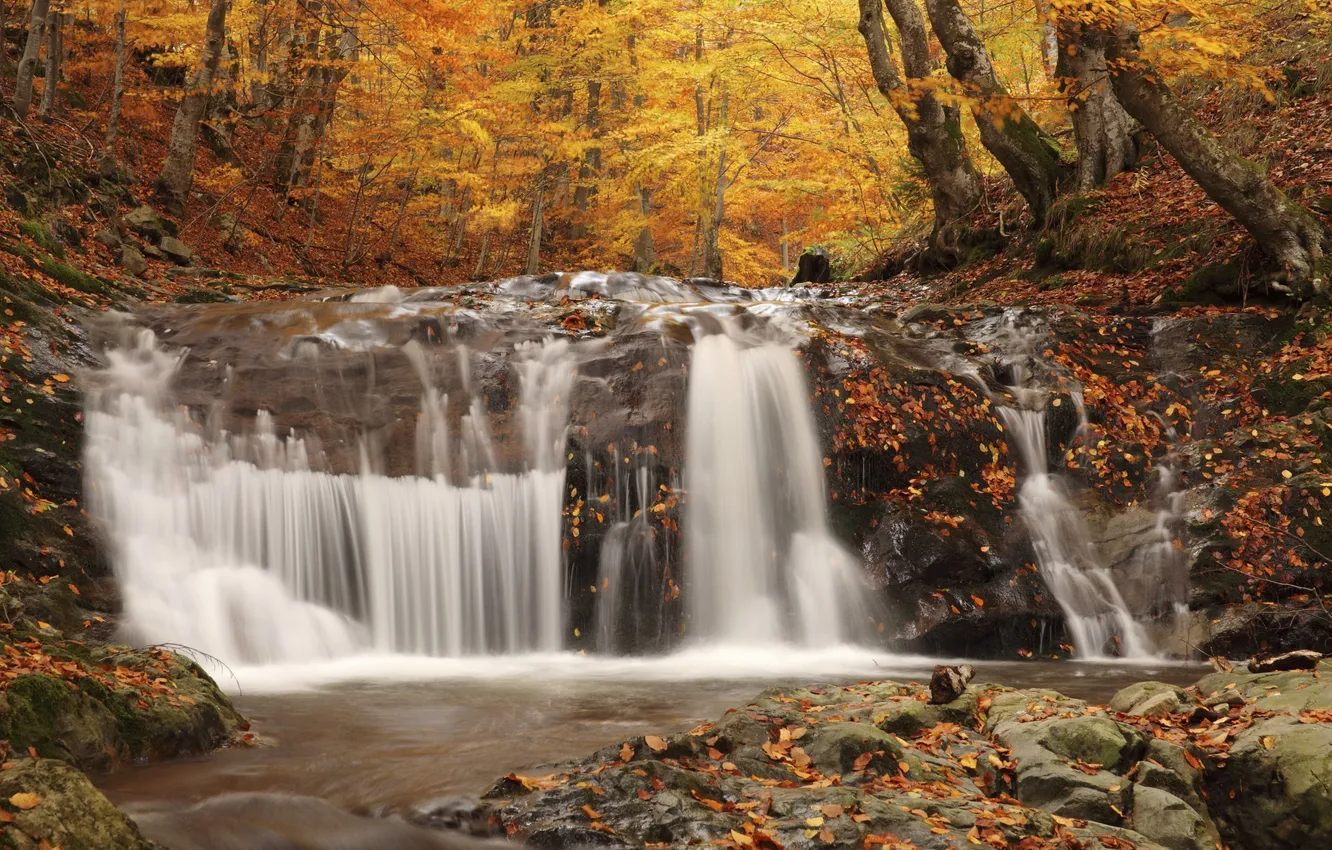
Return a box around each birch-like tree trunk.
[1058,17,1136,192]
[12,0,50,119]
[155,0,228,212]
[37,9,58,118]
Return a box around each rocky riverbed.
[466,662,1332,850]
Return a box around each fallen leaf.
[644,735,668,753]
[8,792,40,810]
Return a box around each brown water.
[98,657,1208,830]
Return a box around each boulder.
[1128,785,1220,850]
[1108,680,1189,718]
[124,205,175,240]
[159,236,195,266]
[1042,715,1137,769]
[1213,715,1332,850]
[0,647,243,772]
[0,757,156,849]
[94,228,121,250]
[117,245,149,276]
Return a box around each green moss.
[1,674,79,758]
[18,219,64,258]
[35,255,111,296]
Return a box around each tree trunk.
[37,8,57,118]
[1104,23,1328,296]
[571,78,602,239]
[700,92,727,281]
[155,0,228,212]
[924,0,1063,223]
[525,182,544,275]
[857,0,982,254]
[1034,0,1057,75]
[1057,17,1136,192]
[101,0,128,171]
[12,0,50,119]
[632,186,655,273]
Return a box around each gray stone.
[159,236,195,266]
[1129,690,1184,718]
[1110,681,1185,714]
[1214,714,1332,850]
[124,205,175,240]
[94,228,121,250]
[1129,785,1220,850]
[802,722,912,776]
[1042,715,1134,768]
[117,245,149,276]
[874,699,933,737]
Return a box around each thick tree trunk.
[857,0,981,254]
[37,9,58,118]
[1057,18,1136,191]
[924,0,1063,223]
[1105,24,1328,296]
[12,0,50,119]
[155,0,228,212]
[101,0,128,172]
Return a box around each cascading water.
[996,403,1153,658]
[987,323,1175,659]
[85,329,574,663]
[683,319,867,647]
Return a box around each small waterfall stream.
[985,320,1185,659]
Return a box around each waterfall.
[85,331,574,664]
[989,326,1155,659]
[683,323,867,647]
[997,405,1153,658]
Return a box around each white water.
[684,324,867,647]
[85,331,573,664]
[997,404,1153,658]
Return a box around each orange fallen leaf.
[644,735,668,753]
[8,792,40,810]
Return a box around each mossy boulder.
[0,645,243,772]
[0,757,157,850]
[1042,715,1137,768]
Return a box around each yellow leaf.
[8,792,40,809]
[36,621,51,630]
[805,816,825,827]
[52,374,69,383]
